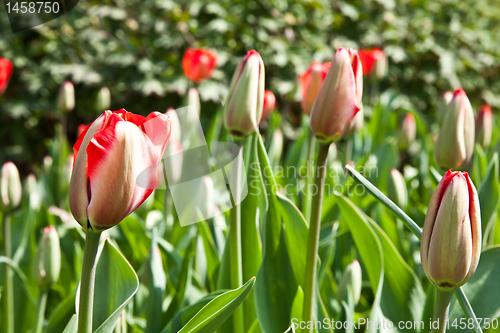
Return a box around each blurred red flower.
[0,57,13,95]
[182,48,218,83]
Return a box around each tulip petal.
[140,112,172,158]
[69,111,114,228]
[465,174,482,282]
[86,120,160,230]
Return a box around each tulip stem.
[303,131,316,221]
[229,139,244,333]
[2,213,14,333]
[78,230,102,333]
[33,289,48,333]
[302,143,330,331]
[432,289,453,333]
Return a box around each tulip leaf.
[255,133,298,332]
[448,247,500,332]
[93,239,139,333]
[46,292,76,333]
[478,153,500,246]
[197,221,221,291]
[62,314,78,333]
[276,192,308,289]
[160,290,226,333]
[145,232,167,333]
[0,256,37,306]
[175,277,255,333]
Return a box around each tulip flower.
[32,226,61,289]
[69,109,172,231]
[475,105,492,148]
[0,57,13,95]
[300,62,330,115]
[182,48,218,83]
[337,260,362,306]
[261,90,276,124]
[0,161,22,212]
[358,48,387,78]
[95,86,111,112]
[309,48,363,143]
[57,81,75,113]
[347,108,364,135]
[223,50,265,138]
[77,124,88,137]
[436,91,453,125]
[387,168,408,209]
[398,113,416,150]
[421,170,481,290]
[435,88,475,169]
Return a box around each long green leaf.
[93,239,139,333]
[177,277,255,333]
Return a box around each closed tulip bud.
[95,86,111,112]
[24,173,41,210]
[61,154,74,191]
[0,161,22,212]
[69,109,172,231]
[310,48,363,143]
[32,226,61,289]
[223,50,265,138]
[437,91,453,125]
[398,113,416,150]
[337,260,362,306]
[475,105,492,148]
[260,90,276,124]
[300,62,330,115]
[421,170,481,290]
[435,88,475,169]
[182,48,218,83]
[57,81,75,113]
[387,169,408,209]
[0,57,13,95]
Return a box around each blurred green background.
[1,0,500,172]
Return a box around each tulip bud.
[69,109,172,231]
[182,48,218,83]
[32,226,61,289]
[95,86,111,112]
[436,91,453,125]
[24,173,41,210]
[475,105,492,148]
[260,90,276,124]
[61,154,74,191]
[164,140,183,184]
[435,88,475,169]
[337,260,362,306]
[0,162,22,212]
[309,48,363,143]
[0,57,13,96]
[398,113,416,150]
[387,169,408,209]
[420,170,481,290]
[327,143,337,166]
[300,62,330,115]
[358,48,387,79]
[57,81,75,113]
[223,50,265,138]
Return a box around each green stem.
[303,131,316,221]
[230,139,244,333]
[302,143,330,330]
[78,230,102,333]
[3,213,14,333]
[33,289,49,333]
[432,289,453,333]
